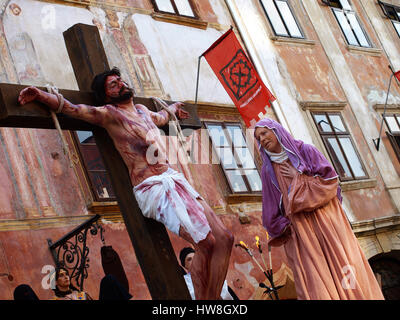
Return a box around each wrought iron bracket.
[47,214,105,291]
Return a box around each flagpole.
[194,56,203,107]
[373,65,395,151]
[195,26,233,107]
[389,64,400,88]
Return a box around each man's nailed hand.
[174,102,189,120]
[18,86,40,105]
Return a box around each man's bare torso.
[103,103,169,186]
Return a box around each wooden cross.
[0,23,202,300]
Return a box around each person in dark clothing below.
[99,274,133,300]
[13,284,39,300]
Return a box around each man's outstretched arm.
[18,86,110,127]
[147,101,189,127]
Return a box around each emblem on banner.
[220,49,258,101]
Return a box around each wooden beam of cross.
[0,23,201,299]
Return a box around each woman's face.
[255,127,282,153]
[56,269,71,289]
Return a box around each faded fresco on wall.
[0,134,17,220]
[123,15,164,97]
[3,0,94,88]
[6,2,47,85]
[0,0,96,217]
[0,2,28,220]
[89,7,165,98]
[8,31,46,85]
[132,12,234,103]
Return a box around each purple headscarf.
[255,118,342,240]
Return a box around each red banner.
[202,28,275,127]
[395,70,400,82]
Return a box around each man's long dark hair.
[91,67,132,105]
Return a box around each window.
[152,0,197,18]
[205,122,262,193]
[260,0,304,38]
[323,0,371,47]
[73,131,115,201]
[311,112,368,181]
[383,114,400,162]
[379,1,400,38]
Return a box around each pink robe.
[271,160,384,300]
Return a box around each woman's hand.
[281,162,298,179]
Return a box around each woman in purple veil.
[254,118,383,300]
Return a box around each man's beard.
[110,87,134,104]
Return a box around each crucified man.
[18,67,234,300]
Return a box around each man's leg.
[179,199,234,300]
[197,198,234,299]
[179,227,215,300]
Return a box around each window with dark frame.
[72,131,115,202]
[378,1,400,38]
[151,0,197,18]
[383,114,400,162]
[311,112,368,181]
[323,0,371,47]
[205,122,262,194]
[260,0,304,38]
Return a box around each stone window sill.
[300,101,347,111]
[227,193,262,205]
[87,201,120,214]
[87,202,124,223]
[151,12,208,30]
[386,183,400,191]
[351,214,400,236]
[270,36,316,47]
[373,104,400,112]
[346,45,382,56]
[340,178,377,192]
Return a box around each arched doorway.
[369,251,400,300]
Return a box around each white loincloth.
[133,168,211,243]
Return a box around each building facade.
[229,0,400,299]
[0,0,399,300]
